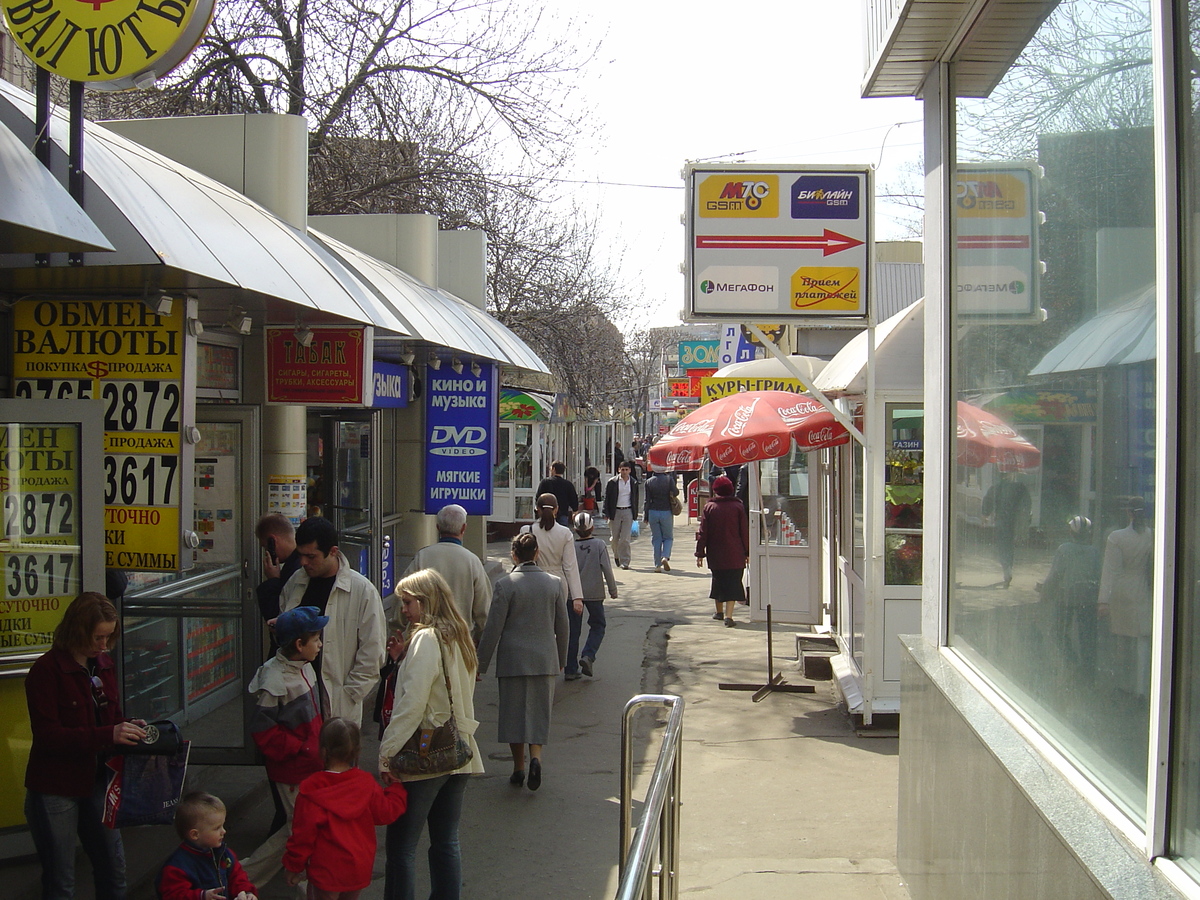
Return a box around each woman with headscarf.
[695,475,750,627]
[477,532,569,791]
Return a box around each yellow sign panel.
[700,377,807,404]
[12,299,184,572]
[955,172,1029,218]
[697,174,779,218]
[790,267,861,312]
[2,0,213,85]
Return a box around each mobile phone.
[266,536,278,565]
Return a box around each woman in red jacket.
[695,476,750,627]
[24,591,147,900]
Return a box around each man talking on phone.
[254,513,303,636]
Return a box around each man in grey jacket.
[403,504,492,641]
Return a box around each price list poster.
[12,299,189,572]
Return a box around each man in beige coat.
[402,504,492,641]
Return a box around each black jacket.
[603,476,641,520]
[643,472,679,518]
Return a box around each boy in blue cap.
[240,606,329,887]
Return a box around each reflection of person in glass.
[1098,497,1154,698]
[981,471,1031,587]
[1036,515,1100,672]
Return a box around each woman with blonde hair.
[379,568,483,900]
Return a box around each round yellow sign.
[2,0,214,89]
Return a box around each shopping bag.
[103,741,190,828]
[631,519,640,538]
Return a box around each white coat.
[281,553,386,725]
[521,521,583,601]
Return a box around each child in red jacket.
[284,718,408,900]
[240,606,328,886]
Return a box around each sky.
[551,0,925,330]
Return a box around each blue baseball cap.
[276,606,329,648]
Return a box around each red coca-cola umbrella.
[648,391,850,471]
[956,401,1041,470]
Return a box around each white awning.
[1029,286,1154,376]
[812,298,924,396]
[713,354,829,383]
[0,80,547,371]
[309,231,548,372]
[0,118,113,253]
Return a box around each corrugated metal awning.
[1029,286,1154,376]
[0,117,113,253]
[309,231,547,373]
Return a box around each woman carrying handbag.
[379,569,483,900]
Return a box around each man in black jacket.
[536,460,579,527]
[603,460,640,569]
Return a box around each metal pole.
[68,80,85,267]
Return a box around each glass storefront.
[885,405,923,586]
[949,0,1155,824]
[756,448,809,546]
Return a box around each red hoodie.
[283,768,408,891]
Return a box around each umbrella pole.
[719,580,816,698]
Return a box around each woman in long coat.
[477,531,569,792]
[522,493,584,609]
[695,475,750,627]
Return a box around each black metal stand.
[719,604,815,702]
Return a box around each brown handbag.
[389,632,473,776]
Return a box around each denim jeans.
[566,600,607,674]
[385,773,469,900]
[25,772,127,900]
[647,509,674,565]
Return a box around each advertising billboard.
[686,164,873,322]
[424,362,497,515]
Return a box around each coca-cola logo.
[808,426,835,445]
[739,439,759,459]
[724,399,759,438]
[762,434,785,456]
[667,450,693,466]
[712,443,737,465]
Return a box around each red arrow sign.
[695,229,865,256]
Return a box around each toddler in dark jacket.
[157,792,256,900]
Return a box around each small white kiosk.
[813,299,924,721]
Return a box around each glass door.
[119,405,261,764]
[307,411,381,579]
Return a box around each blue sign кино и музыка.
[424,362,497,515]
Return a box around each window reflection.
[757,448,808,546]
[950,0,1154,824]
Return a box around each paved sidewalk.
[10,518,908,900]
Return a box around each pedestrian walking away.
[566,512,618,679]
[536,461,579,527]
[696,475,750,627]
[402,504,492,643]
[520,494,584,613]
[604,460,640,569]
[477,532,569,791]
[644,465,680,572]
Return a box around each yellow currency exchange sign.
[12,298,184,571]
[2,0,214,87]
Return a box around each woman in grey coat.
[477,531,569,791]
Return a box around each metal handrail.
[617,693,685,900]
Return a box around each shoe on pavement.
[712,612,724,621]
[565,671,581,681]
[654,565,661,573]
[528,758,542,791]
[724,617,736,627]
[580,656,594,677]
[661,558,671,572]
[509,770,525,787]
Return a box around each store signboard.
[699,376,807,405]
[424,362,497,515]
[719,324,759,365]
[678,341,720,369]
[12,299,189,572]
[955,163,1040,319]
[265,326,372,406]
[686,163,872,321]
[2,0,217,91]
[667,377,693,398]
[369,360,408,408]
